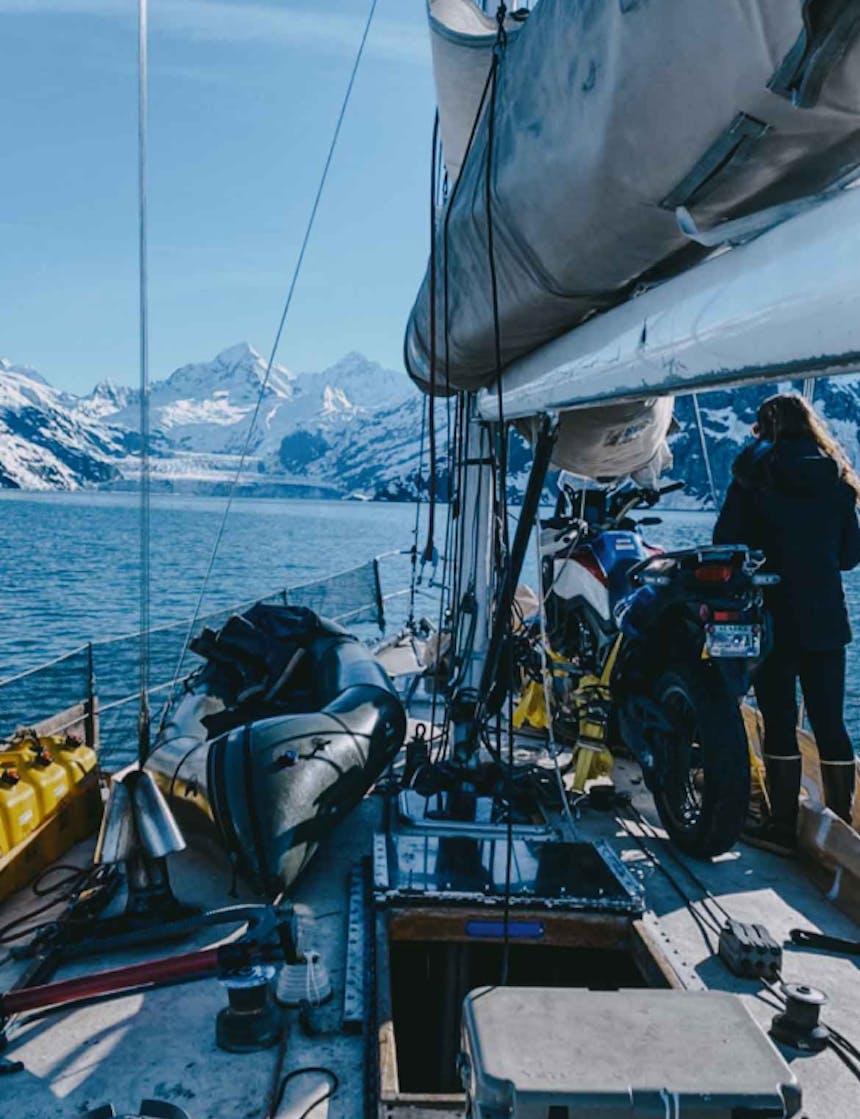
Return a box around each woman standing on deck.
[714,392,860,855]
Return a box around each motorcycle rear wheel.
[651,664,749,859]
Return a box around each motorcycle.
[540,479,776,858]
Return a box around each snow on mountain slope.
[87,343,415,459]
[0,358,127,490]
[669,378,860,506]
[7,341,860,501]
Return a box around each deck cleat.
[216,964,282,1053]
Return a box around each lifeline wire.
[160,0,379,722]
[137,0,152,763]
[691,393,718,511]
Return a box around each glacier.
[3,342,860,503]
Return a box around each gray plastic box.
[460,988,801,1118]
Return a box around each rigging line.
[625,801,734,927]
[423,112,440,563]
[691,393,718,511]
[476,10,510,744]
[159,0,379,724]
[532,451,578,837]
[486,3,516,982]
[137,0,152,764]
[442,54,495,637]
[409,397,428,627]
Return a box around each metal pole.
[478,413,557,715]
[692,393,718,510]
[454,396,495,692]
[137,0,151,763]
[85,641,97,752]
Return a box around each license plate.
[706,624,760,659]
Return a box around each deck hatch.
[373,834,644,914]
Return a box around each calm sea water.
[0,491,419,677]
[1,494,859,752]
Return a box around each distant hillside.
[3,343,860,501]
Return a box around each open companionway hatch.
[370,829,701,1115]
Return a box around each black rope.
[159,0,379,733]
[408,396,428,628]
[0,864,114,946]
[440,51,496,694]
[269,1067,339,1119]
[484,3,517,982]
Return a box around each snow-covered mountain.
[670,376,860,507]
[81,342,414,459]
[0,358,130,490]
[1,344,421,495]
[5,341,860,502]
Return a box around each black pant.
[754,646,854,764]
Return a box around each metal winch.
[216,965,282,1053]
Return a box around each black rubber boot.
[743,755,801,857]
[819,761,856,827]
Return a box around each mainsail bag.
[406,0,860,394]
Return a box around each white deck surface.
[2,738,859,1117]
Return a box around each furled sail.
[428,0,524,185]
[406,0,860,479]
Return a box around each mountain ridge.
[4,344,860,502]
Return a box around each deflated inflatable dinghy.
[144,605,405,891]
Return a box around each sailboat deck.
[2,709,859,1118]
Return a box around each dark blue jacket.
[713,437,860,651]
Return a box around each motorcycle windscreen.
[406,0,860,393]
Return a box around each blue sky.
[0,0,436,392]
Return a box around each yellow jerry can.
[0,765,39,855]
[52,734,97,783]
[17,743,74,862]
[54,735,100,840]
[19,743,71,817]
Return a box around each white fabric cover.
[520,396,674,484]
[407,0,860,394]
[428,0,523,184]
[551,398,674,486]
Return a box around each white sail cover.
[407,0,860,397]
[428,0,524,184]
[547,398,674,486]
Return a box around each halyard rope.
[158,0,379,733]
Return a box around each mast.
[137,0,151,764]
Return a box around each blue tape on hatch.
[465,920,545,940]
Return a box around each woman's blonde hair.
[757,392,860,501]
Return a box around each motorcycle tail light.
[712,610,740,622]
[694,564,733,584]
